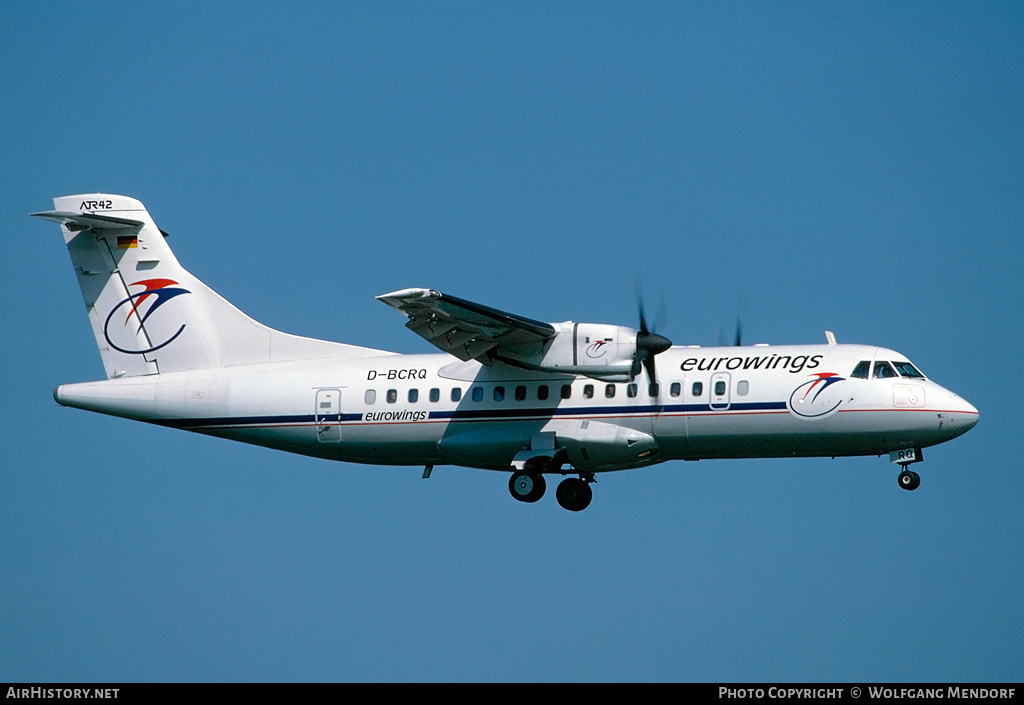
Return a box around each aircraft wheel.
[898,470,920,491]
[556,478,593,512]
[509,472,546,503]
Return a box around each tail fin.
[34,194,387,378]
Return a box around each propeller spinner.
[632,295,672,386]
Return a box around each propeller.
[717,293,746,347]
[632,280,672,386]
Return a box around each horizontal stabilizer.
[31,210,144,231]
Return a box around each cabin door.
[315,388,343,442]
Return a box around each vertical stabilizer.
[34,194,388,378]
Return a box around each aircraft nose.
[945,394,979,438]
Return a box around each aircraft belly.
[340,421,445,465]
[437,420,548,470]
[196,422,444,465]
[657,406,948,460]
[434,415,660,472]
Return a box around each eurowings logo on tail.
[788,372,847,418]
[103,278,191,354]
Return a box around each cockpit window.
[851,361,870,379]
[872,361,898,379]
[892,361,925,379]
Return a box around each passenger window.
[561,384,572,399]
[451,388,462,402]
[386,389,397,404]
[538,385,549,401]
[714,381,727,396]
[583,384,594,399]
[515,385,527,401]
[364,389,376,404]
[472,387,484,402]
[494,386,505,402]
[737,380,749,396]
[851,361,870,379]
[408,388,418,403]
[429,388,440,402]
[691,382,703,397]
[670,382,681,397]
[605,384,616,398]
[648,382,660,397]
[626,383,637,398]
[873,361,898,379]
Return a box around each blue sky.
[2,2,1021,682]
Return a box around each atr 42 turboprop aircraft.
[34,194,979,511]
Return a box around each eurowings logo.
[103,278,191,355]
[586,339,611,359]
[788,372,847,418]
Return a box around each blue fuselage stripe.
[149,402,789,430]
[427,401,787,420]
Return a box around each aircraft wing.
[377,288,556,363]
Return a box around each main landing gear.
[508,468,594,512]
[509,471,546,503]
[555,476,592,512]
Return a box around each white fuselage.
[35,193,980,509]
[54,342,979,473]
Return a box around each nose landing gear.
[898,469,921,491]
[891,448,923,491]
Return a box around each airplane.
[33,193,979,511]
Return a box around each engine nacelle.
[541,419,661,471]
[500,322,639,382]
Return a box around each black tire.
[555,478,593,512]
[509,472,546,503]
[898,470,919,491]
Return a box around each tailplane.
[34,194,388,378]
